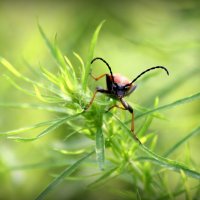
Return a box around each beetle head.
[112,83,136,98]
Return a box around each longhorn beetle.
[85,57,169,142]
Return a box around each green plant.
[0,21,200,200]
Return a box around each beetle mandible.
[85,57,169,142]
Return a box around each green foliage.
[0,21,200,200]
[82,20,105,91]
[35,151,95,200]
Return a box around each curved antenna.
[91,57,114,82]
[127,66,169,86]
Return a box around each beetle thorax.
[113,74,130,86]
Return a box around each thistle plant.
[0,21,200,200]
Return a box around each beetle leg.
[105,104,126,113]
[85,88,110,110]
[90,73,108,81]
[120,98,141,143]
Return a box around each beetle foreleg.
[105,104,126,113]
[90,73,108,81]
[85,88,110,110]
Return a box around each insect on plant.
[85,57,169,142]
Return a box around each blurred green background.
[0,0,200,199]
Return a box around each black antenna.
[91,57,114,82]
[126,66,169,86]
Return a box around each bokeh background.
[0,0,200,199]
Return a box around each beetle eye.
[113,83,117,88]
[124,85,130,90]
